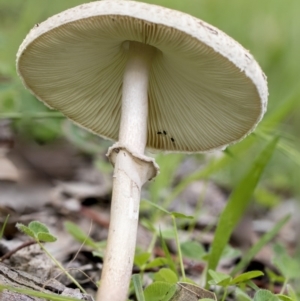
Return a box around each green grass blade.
[64,221,99,249]
[256,131,300,167]
[231,214,290,276]
[142,199,171,215]
[231,271,264,285]
[260,89,300,130]
[0,215,9,239]
[132,274,146,301]
[0,284,83,301]
[206,137,278,285]
[171,216,185,281]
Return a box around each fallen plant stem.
[0,240,36,262]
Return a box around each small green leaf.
[246,280,260,292]
[145,257,168,269]
[231,271,264,285]
[273,243,300,280]
[160,228,175,239]
[162,285,177,301]
[154,268,178,284]
[37,232,57,242]
[17,222,57,243]
[277,294,295,301]
[140,218,157,233]
[180,241,206,261]
[273,253,300,279]
[235,287,252,301]
[16,223,35,239]
[134,252,151,268]
[221,245,241,260]
[287,285,298,301]
[265,268,285,284]
[28,221,49,235]
[144,282,175,301]
[171,212,193,220]
[208,270,232,287]
[254,290,280,301]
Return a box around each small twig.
[0,240,36,262]
[80,206,110,228]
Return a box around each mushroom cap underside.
[17,0,268,153]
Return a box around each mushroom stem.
[97,42,156,301]
[119,41,156,153]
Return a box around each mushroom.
[16,1,268,300]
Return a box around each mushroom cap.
[17,0,268,153]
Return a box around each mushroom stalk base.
[97,42,159,301]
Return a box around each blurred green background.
[0,0,299,198]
